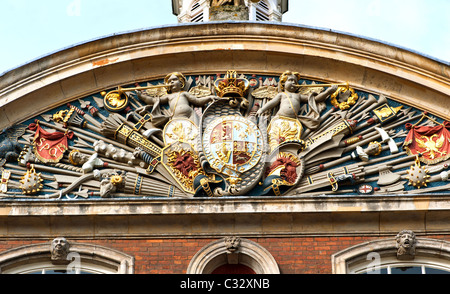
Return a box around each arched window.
[332,235,450,274]
[187,237,279,274]
[0,240,134,274]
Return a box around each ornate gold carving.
[115,124,161,158]
[305,120,356,148]
[189,85,212,97]
[103,92,128,112]
[8,69,450,200]
[373,104,403,123]
[214,70,249,98]
[163,118,199,149]
[415,134,447,160]
[163,142,204,194]
[52,110,69,123]
[406,156,430,189]
[110,175,124,186]
[19,165,43,195]
[251,86,278,99]
[267,116,303,152]
[330,84,358,110]
[202,115,263,178]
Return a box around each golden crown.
[214,70,249,98]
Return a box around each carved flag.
[403,122,450,164]
[29,123,74,163]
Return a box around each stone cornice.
[0,194,449,216]
[1,195,450,239]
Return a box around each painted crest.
[29,123,73,164]
[202,115,264,183]
[3,70,450,200]
[163,118,199,150]
[403,120,450,164]
[267,116,303,152]
[161,141,205,194]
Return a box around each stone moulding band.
[0,22,449,131]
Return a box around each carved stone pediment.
[0,69,449,202]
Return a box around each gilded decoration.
[1,69,450,200]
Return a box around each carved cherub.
[256,71,338,130]
[136,72,215,125]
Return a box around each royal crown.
[214,70,249,98]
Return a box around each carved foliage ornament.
[1,70,450,200]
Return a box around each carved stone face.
[396,230,416,259]
[284,75,299,92]
[51,237,69,261]
[366,142,381,156]
[225,236,241,253]
[69,151,89,166]
[167,74,184,93]
[398,233,414,248]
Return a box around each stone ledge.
[0,195,449,216]
[1,195,450,239]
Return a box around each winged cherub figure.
[136,72,216,127]
[257,71,338,130]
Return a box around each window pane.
[425,267,450,274]
[391,266,422,274]
[26,269,94,274]
[45,270,68,274]
[360,268,388,274]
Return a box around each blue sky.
[1,0,449,75]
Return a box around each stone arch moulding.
[186,237,280,274]
[331,237,450,274]
[0,241,135,274]
[0,22,449,131]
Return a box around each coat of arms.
[202,115,264,183]
[5,68,449,200]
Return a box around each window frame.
[351,256,450,274]
[187,237,280,274]
[0,242,134,274]
[332,237,450,274]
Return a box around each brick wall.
[1,235,450,274]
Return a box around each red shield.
[29,123,73,163]
[403,121,450,164]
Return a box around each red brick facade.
[2,235,449,274]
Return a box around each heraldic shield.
[7,69,450,201]
[197,98,268,197]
